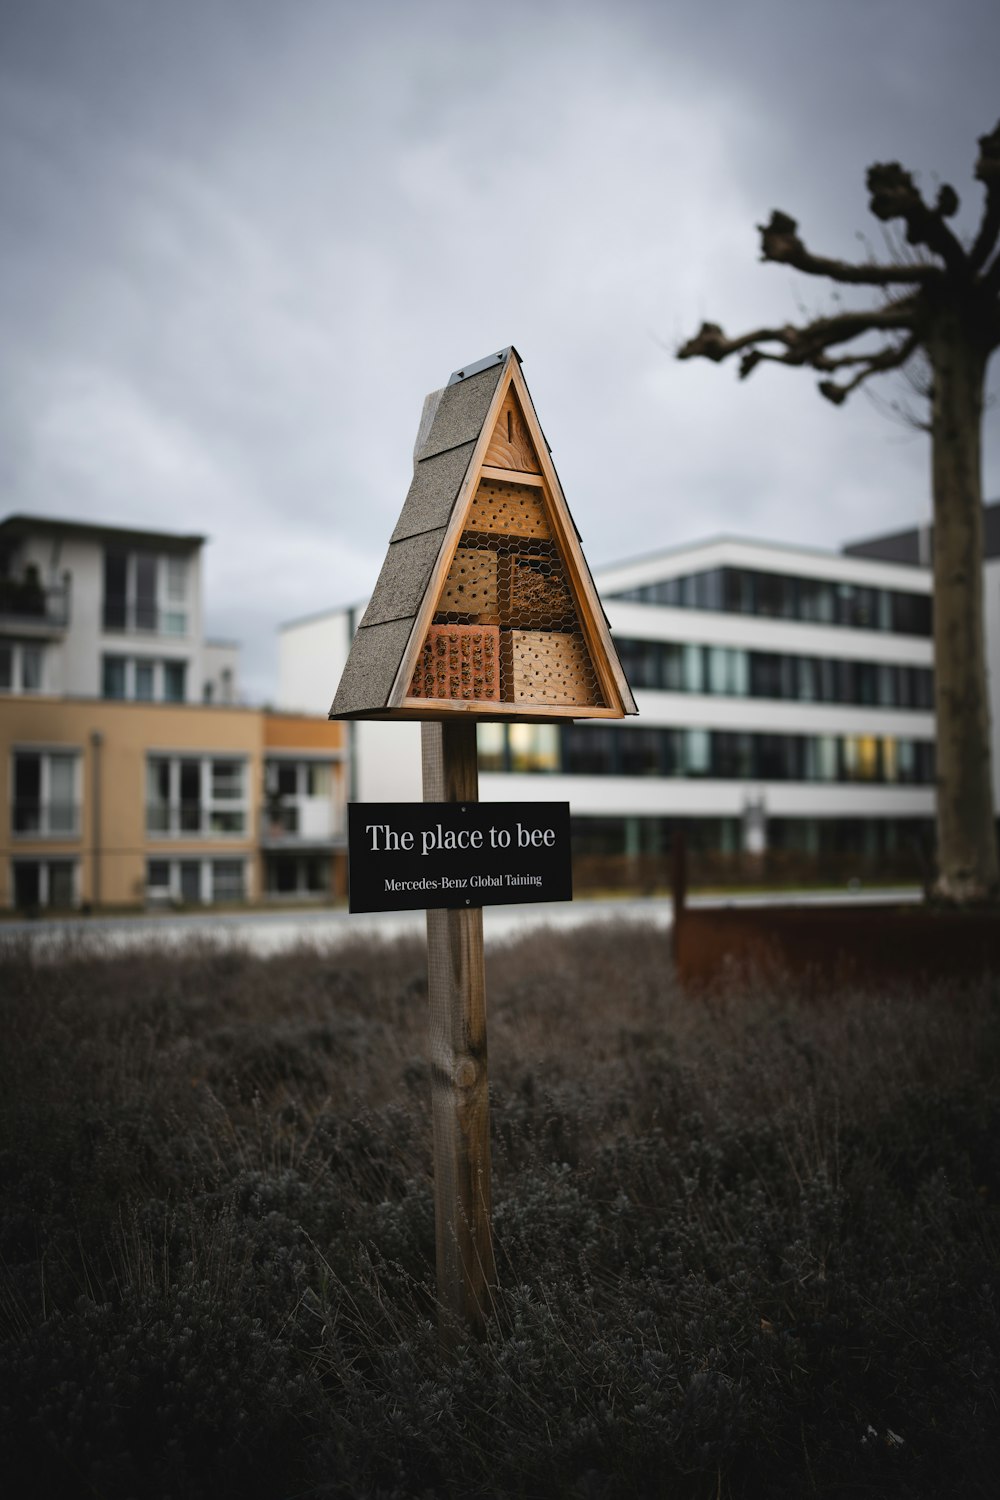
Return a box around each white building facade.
[284,507,999,884]
[0,514,240,705]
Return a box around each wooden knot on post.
[454,1058,478,1090]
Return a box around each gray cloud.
[1,0,998,701]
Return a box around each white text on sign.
[365,822,557,856]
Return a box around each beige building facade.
[2,696,347,911]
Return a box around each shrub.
[0,926,997,1497]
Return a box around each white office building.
[284,504,999,883]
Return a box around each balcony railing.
[12,801,80,836]
[146,803,247,836]
[0,576,70,630]
[103,598,187,635]
[260,798,340,846]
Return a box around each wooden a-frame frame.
[330,348,637,722]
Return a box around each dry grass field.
[1,923,998,1498]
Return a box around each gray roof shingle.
[390,441,477,543]
[360,527,448,628]
[329,616,416,717]
[416,361,505,460]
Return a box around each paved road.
[0,888,921,958]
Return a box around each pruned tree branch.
[866,161,969,275]
[969,120,1000,273]
[757,210,939,285]
[678,301,918,377]
[678,121,1000,398]
[816,332,920,404]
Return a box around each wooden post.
[421,720,496,1345]
[671,826,687,962]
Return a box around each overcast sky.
[2,0,998,704]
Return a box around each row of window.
[610,565,932,636]
[3,646,202,701]
[572,815,934,859]
[10,751,337,840]
[147,857,247,904]
[479,723,935,784]
[8,852,336,910]
[103,655,188,702]
[614,638,935,709]
[102,548,189,635]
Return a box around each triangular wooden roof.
[330,347,637,721]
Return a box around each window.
[684,729,710,775]
[707,646,729,695]
[135,661,155,701]
[102,655,128,699]
[508,724,559,773]
[103,549,128,629]
[146,755,247,836]
[266,854,330,898]
[1,641,45,693]
[618,728,663,776]
[103,547,191,635]
[882,738,899,782]
[212,859,245,902]
[12,859,77,909]
[799,577,834,623]
[891,590,932,636]
[683,643,703,693]
[212,760,243,799]
[164,556,188,635]
[180,759,201,832]
[563,726,616,775]
[163,661,186,702]
[804,736,838,781]
[843,736,880,781]
[134,553,157,630]
[305,763,329,797]
[477,723,507,772]
[663,643,684,691]
[715,732,753,778]
[21,645,42,690]
[12,750,79,835]
[180,860,201,903]
[210,760,245,831]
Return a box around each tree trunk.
[927,316,999,902]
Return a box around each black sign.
[348,802,572,913]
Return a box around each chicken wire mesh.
[409,476,605,708]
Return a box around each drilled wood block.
[438,547,499,620]
[510,630,601,707]
[410,624,500,701]
[467,479,550,539]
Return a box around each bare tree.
[679,121,1000,904]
